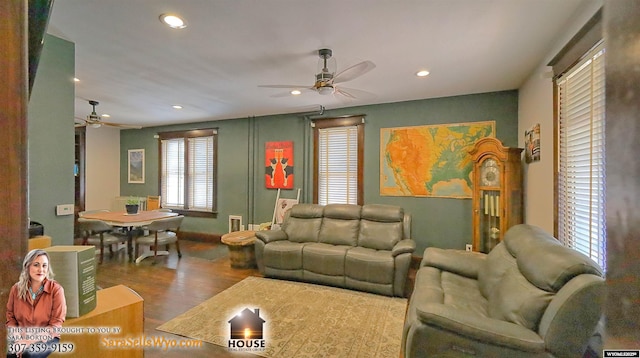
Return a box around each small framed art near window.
[128,149,145,184]
[228,215,243,233]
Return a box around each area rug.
[156,276,407,357]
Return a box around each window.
[159,129,217,215]
[313,116,364,205]
[556,43,606,270]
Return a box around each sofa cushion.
[302,243,349,276]
[323,204,362,219]
[358,205,404,250]
[284,203,323,243]
[345,247,395,284]
[288,203,325,219]
[478,243,516,298]
[488,267,553,331]
[361,204,404,222]
[284,216,322,243]
[263,241,306,270]
[519,242,604,292]
[421,247,486,278]
[318,204,361,246]
[441,271,489,317]
[503,224,603,292]
[412,267,445,303]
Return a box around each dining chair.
[76,218,128,264]
[134,215,183,264]
[78,209,131,235]
[146,196,161,211]
[139,208,172,235]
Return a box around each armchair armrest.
[417,303,544,353]
[391,239,415,257]
[420,247,486,279]
[255,230,288,244]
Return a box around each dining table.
[81,210,178,263]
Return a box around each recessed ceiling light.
[102,114,111,118]
[172,105,183,109]
[416,70,430,77]
[160,14,187,29]
[291,90,302,95]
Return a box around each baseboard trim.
[179,231,222,244]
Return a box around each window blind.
[557,43,606,270]
[159,128,217,213]
[317,125,358,205]
[188,136,214,211]
[161,138,185,208]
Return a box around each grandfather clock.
[469,137,523,253]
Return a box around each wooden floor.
[92,240,261,357]
[90,240,415,357]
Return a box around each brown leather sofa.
[254,203,415,297]
[402,224,605,357]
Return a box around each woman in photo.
[6,249,66,358]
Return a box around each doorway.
[75,126,86,236]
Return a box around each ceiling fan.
[75,100,141,129]
[259,49,376,99]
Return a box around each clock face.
[480,158,500,186]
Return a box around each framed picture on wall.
[524,123,541,163]
[265,141,294,189]
[128,149,145,183]
[228,215,243,233]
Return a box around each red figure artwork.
[265,141,294,189]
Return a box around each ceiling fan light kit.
[318,86,334,95]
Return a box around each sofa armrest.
[391,239,415,257]
[255,230,288,244]
[417,303,545,352]
[420,247,486,279]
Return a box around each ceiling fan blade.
[77,115,141,129]
[332,60,376,84]
[334,87,357,99]
[102,122,142,129]
[334,86,377,100]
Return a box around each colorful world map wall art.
[380,121,495,198]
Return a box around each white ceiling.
[48,0,596,128]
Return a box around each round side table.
[221,230,257,269]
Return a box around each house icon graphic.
[228,308,265,340]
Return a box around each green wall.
[121,90,518,255]
[28,34,75,245]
